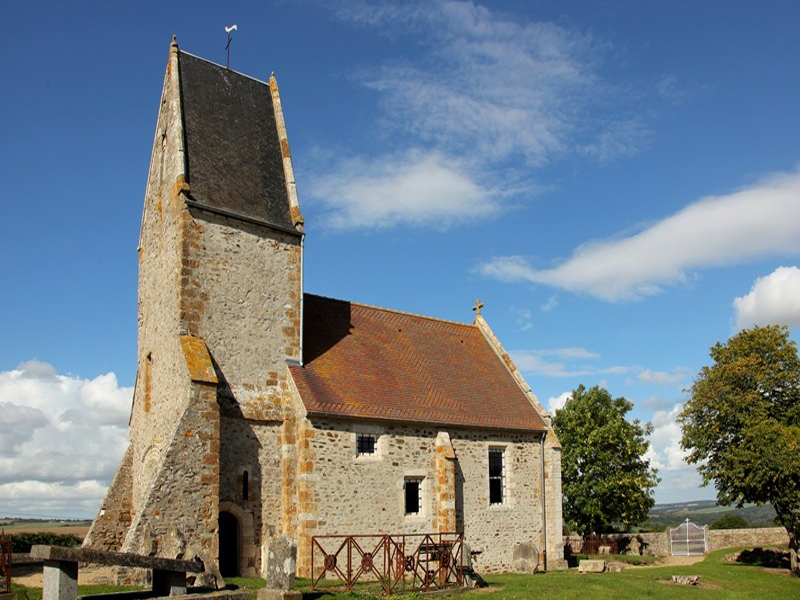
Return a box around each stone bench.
[30,545,205,600]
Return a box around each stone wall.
[83,446,134,551]
[218,416,283,575]
[563,526,789,557]
[181,209,302,409]
[122,381,220,558]
[291,416,551,576]
[708,527,788,552]
[563,532,669,556]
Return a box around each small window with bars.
[489,448,505,505]
[404,477,422,515]
[356,433,377,456]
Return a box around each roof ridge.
[178,49,272,87]
[304,292,475,329]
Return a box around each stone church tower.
[85,38,305,576]
[87,38,566,578]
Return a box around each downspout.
[540,430,548,571]
[299,231,304,365]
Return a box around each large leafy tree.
[553,385,659,535]
[679,325,800,572]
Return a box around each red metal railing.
[311,532,463,596]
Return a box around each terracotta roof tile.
[290,295,547,432]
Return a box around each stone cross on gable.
[472,299,484,316]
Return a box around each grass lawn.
[10,548,798,599]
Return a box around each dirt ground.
[13,564,120,588]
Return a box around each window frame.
[488,447,505,505]
[404,477,423,516]
[355,433,377,457]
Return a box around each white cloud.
[0,362,131,518]
[478,170,800,301]
[547,391,571,413]
[510,347,627,378]
[309,151,498,229]
[643,401,715,503]
[540,295,558,312]
[637,367,691,386]
[646,403,691,472]
[733,266,800,329]
[311,0,643,229]
[511,307,533,331]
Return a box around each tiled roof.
[290,295,547,432]
[178,51,294,230]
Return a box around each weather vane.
[225,24,238,69]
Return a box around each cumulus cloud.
[478,170,800,301]
[310,0,643,229]
[0,362,132,518]
[733,266,800,329]
[547,391,571,413]
[309,151,498,229]
[643,402,711,502]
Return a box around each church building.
[85,38,565,578]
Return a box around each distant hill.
[640,500,777,531]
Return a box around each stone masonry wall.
[292,417,548,576]
[543,437,565,568]
[218,416,283,575]
[183,209,302,420]
[708,527,789,552]
[83,445,134,550]
[563,526,789,557]
[122,381,220,559]
[130,39,195,513]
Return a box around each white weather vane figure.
[225,24,238,69]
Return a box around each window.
[356,433,377,456]
[404,478,422,515]
[242,470,249,501]
[489,448,505,505]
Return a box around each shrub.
[10,532,83,553]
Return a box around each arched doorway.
[219,511,239,577]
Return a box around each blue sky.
[1,0,799,518]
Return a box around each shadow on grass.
[735,547,791,569]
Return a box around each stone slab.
[257,590,302,600]
[577,559,606,573]
[511,542,540,574]
[262,536,296,590]
[30,546,203,573]
[672,575,700,585]
[607,563,625,573]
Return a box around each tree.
[679,325,800,572]
[552,384,660,536]
[710,514,750,530]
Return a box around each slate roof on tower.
[178,51,295,230]
[290,294,548,432]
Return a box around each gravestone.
[578,559,606,573]
[511,542,540,574]
[259,536,300,600]
[628,537,641,556]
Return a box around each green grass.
[10,549,798,599]
[11,583,145,600]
